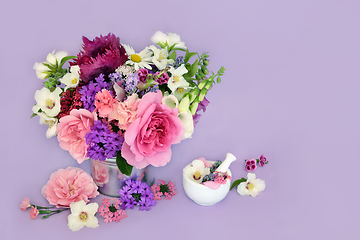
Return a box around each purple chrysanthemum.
[71,33,128,83]
[85,120,123,161]
[79,73,112,112]
[118,179,157,211]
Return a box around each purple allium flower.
[79,73,112,112]
[118,180,157,211]
[85,120,123,161]
[71,33,128,83]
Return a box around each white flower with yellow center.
[123,44,152,71]
[167,65,190,99]
[151,31,187,50]
[183,159,210,183]
[61,65,80,89]
[32,87,62,117]
[149,45,174,70]
[33,50,68,79]
[37,112,58,138]
[237,173,266,198]
[67,200,99,232]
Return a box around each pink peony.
[20,197,30,211]
[121,91,185,169]
[108,94,140,130]
[56,109,95,164]
[30,206,39,219]
[42,167,99,208]
[91,160,109,187]
[94,89,116,117]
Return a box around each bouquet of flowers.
[31,31,225,175]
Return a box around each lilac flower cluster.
[172,56,184,69]
[79,73,112,112]
[118,179,157,211]
[85,120,123,161]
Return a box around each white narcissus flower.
[32,87,62,117]
[61,65,80,89]
[237,173,266,198]
[67,200,99,232]
[149,45,174,70]
[37,112,58,138]
[151,31,187,50]
[167,65,190,99]
[123,44,152,71]
[178,97,194,139]
[33,50,68,79]
[183,159,210,183]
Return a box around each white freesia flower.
[167,65,190,99]
[178,97,194,139]
[37,112,58,138]
[149,45,174,70]
[67,200,99,232]
[237,173,266,198]
[61,65,80,89]
[151,31,187,50]
[123,44,152,70]
[33,50,68,79]
[32,87,62,117]
[183,159,210,183]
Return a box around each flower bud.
[201,65,209,75]
[203,59,209,66]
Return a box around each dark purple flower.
[137,68,148,83]
[72,33,128,83]
[193,97,210,126]
[118,180,156,211]
[259,155,267,166]
[155,72,169,84]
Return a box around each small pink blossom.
[108,94,140,130]
[94,89,116,117]
[56,109,95,164]
[137,68,148,83]
[259,155,268,166]
[245,159,257,171]
[20,197,31,211]
[30,206,39,220]
[42,167,99,208]
[98,198,127,223]
[151,179,177,200]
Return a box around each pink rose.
[94,89,116,117]
[42,167,99,208]
[121,91,185,169]
[91,160,109,187]
[108,94,140,130]
[56,109,95,164]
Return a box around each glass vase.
[90,158,147,197]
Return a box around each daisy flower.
[123,44,152,70]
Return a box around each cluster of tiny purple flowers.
[201,160,232,184]
[245,155,268,171]
[79,73,112,112]
[85,120,124,161]
[118,179,157,211]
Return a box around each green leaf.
[171,47,186,52]
[187,59,198,77]
[217,76,221,84]
[116,151,133,176]
[59,56,77,68]
[230,178,247,190]
[157,42,167,49]
[184,51,197,64]
[169,51,177,61]
[30,113,37,119]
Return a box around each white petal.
[54,51,68,62]
[67,214,84,231]
[84,216,99,229]
[151,31,167,44]
[247,173,256,181]
[69,200,86,215]
[162,95,178,109]
[254,179,266,192]
[83,203,98,216]
[46,52,57,65]
[237,182,247,195]
[250,189,259,198]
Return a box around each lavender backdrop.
[1,0,359,239]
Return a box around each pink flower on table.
[20,197,31,211]
[259,155,268,166]
[245,159,257,171]
[56,109,95,164]
[94,89,116,117]
[42,167,99,208]
[30,206,39,219]
[108,94,140,130]
[121,91,185,169]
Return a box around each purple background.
[1,0,359,239]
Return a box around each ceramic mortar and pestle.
[182,153,237,206]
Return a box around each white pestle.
[216,153,237,173]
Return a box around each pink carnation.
[121,91,185,169]
[30,206,39,219]
[108,94,140,130]
[42,167,99,208]
[94,89,116,117]
[56,109,95,164]
[20,197,31,211]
